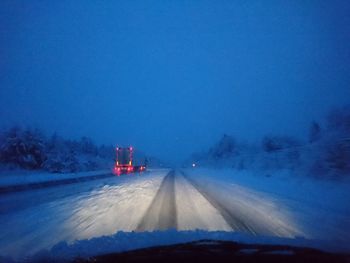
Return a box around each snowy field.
[0,168,349,262]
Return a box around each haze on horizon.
[1,0,350,165]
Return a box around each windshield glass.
[0,1,349,262]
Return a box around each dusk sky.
[1,0,350,164]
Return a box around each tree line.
[189,105,350,177]
[0,127,115,173]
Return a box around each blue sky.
[1,0,350,164]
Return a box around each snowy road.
[137,170,177,231]
[182,171,254,234]
[0,168,307,260]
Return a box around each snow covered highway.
[137,170,177,231]
[1,168,349,261]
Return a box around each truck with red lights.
[113,146,146,175]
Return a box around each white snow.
[1,167,349,262]
[175,173,231,231]
[0,169,169,260]
[185,168,350,244]
[0,169,112,187]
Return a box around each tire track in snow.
[174,172,232,231]
[136,170,177,231]
[180,171,255,234]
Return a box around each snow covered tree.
[22,128,46,169]
[0,127,46,169]
[43,134,85,173]
[0,126,22,165]
[79,137,98,155]
[98,144,114,159]
[42,134,67,172]
[0,127,125,173]
[64,149,80,172]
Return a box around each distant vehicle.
[113,146,146,175]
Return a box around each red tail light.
[114,166,121,176]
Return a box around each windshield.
[0,1,349,262]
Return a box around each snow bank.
[185,168,350,249]
[0,169,111,187]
